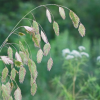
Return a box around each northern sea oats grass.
[0,4,85,100]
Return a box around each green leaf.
[69,10,80,28]
[33,20,39,34]
[14,87,22,100]
[59,7,66,20]
[2,67,9,83]
[19,67,26,83]
[37,49,43,63]
[43,43,51,56]
[18,32,25,36]
[78,23,85,37]
[47,57,53,71]
[15,60,22,67]
[53,21,59,36]
[31,82,37,96]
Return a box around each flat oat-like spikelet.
[46,9,52,23]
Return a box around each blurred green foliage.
[0,0,100,100]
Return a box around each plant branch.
[0,4,70,52]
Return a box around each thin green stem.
[58,80,72,100]
[72,62,80,100]
[76,81,88,97]
[73,75,76,100]
[69,61,76,100]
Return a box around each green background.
[0,0,100,99]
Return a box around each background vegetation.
[0,0,100,100]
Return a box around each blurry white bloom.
[62,48,70,56]
[65,55,74,60]
[81,52,89,57]
[97,56,100,62]
[0,56,13,64]
[15,52,22,62]
[70,50,81,58]
[78,46,85,51]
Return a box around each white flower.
[15,52,22,62]
[70,50,81,58]
[62,48,70,56]
[0,56,13,64]
[65,55,74,60]
[97,56,100,62]
[81,52,89,57]
[78,46,85,51]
